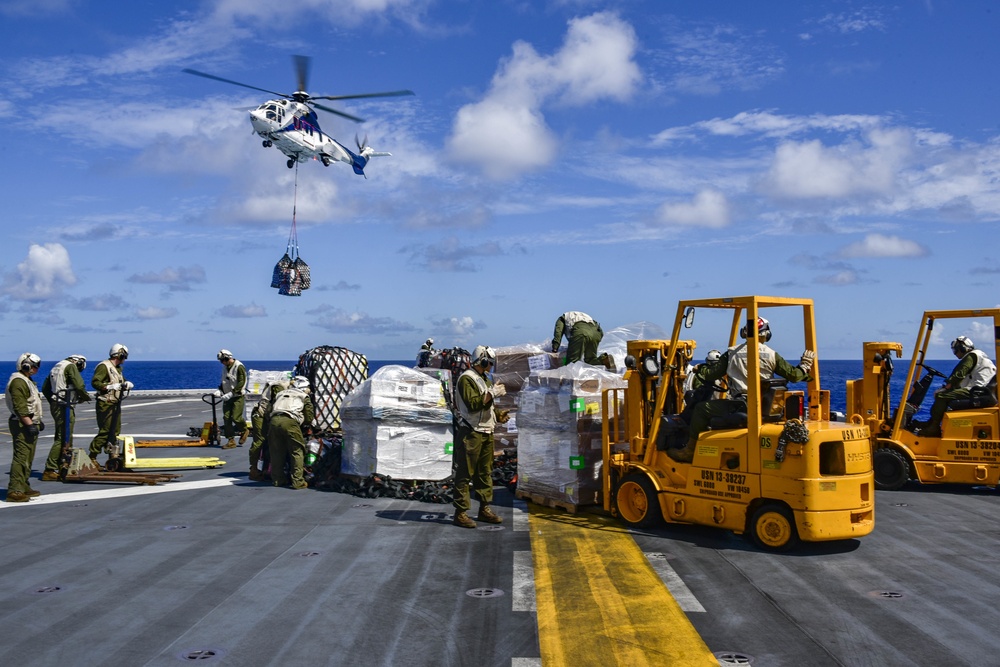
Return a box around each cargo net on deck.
[270,162,311,296]
[295,345,368,431]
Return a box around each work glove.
[37,421,45,432]
[220,392,233,402]
[492,383,507,398]
[497,409,511,424]
[551,342,559,353]
[79,392,92,403]
[106,383,121,391]
[24,423,39,439]
[213,389,223,397]
[800,350,816,373]
[124,381,134,391]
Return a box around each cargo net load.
[295,346,368,431]
[270,162,311,296]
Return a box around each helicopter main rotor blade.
[293,55,310,93]
[182,68,290,100]
[312,90,415,101]
[310,101,365,123]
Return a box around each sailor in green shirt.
[89,344,132,466]
[215,349,248,448]
[5,353,44,502]
[671,318,814,463]
[41,354,91,480]
[920,336,996,438]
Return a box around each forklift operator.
[919,336,996,438]
[670,317,814,463]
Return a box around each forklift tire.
[873,448,910,491]
[749,503,799,552]
[615,473,662,528]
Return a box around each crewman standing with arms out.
[215,349,248,449]
[41,354,91,481]
[267,376,315,489]
[452,345,508,528]
[551,310,614,369]
[6,353,44,502]
[89,344,132,468]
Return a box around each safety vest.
[49,359,74,399]
[561,311,595,335]
[6,372,42,420]
[96,359,125,404]
[220,360,245,395]
[270,387,308,425]
[959,349,996,389]
[725,342,777,399]
[457,369,496,434]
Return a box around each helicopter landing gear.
[262,139,272,148]
[321,155,331,166]
[287,159,295,169]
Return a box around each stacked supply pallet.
[491,345,561,454]
[340,365,454,480]
[515,363,626,509]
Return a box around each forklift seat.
[708,377,788,429]
[947,377,998,410]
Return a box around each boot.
[5,491,30,503]
[89,457,103,470]
[668,440,696,463]
[239,430,248,445]
[24,487,41,498]
[477,505,503,524]
[41,470,60,482]
[453,511,477,529]
[248,468,263,481]
[600,353,617,373]
[222,438,237,449]
[919,425,942,438]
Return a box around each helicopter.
[183,55,413,175]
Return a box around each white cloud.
[655,189,730,228]
[216,303,267,318]
[839,233,928,258]
[210,0,431,29]
[306,304,415,334]
[1,243,76,300]
[763,128,911,199]
[135,306,178,320]
[447,11,640,180]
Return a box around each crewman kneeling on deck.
[6,353,44,502]
[249,378,289,481]
[919,336,996,438]
[215,349,248,449]
[41,354,91,480]
[267,376,314,489]
[670,318,813,463]
[452,345,508,528]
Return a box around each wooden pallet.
[514,489,581,514]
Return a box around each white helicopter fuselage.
[249,99,387,173]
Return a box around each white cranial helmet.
[109,343,129,360]
[68,354,87,371]
[17,352,41,371]
[292,376,310,391]
[472,345,496,368]
[217,349,233,362]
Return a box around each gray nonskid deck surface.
[0,394,536,666]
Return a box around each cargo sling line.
[271,162,311,295]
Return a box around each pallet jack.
[99,390,225,472]
[131,393,224,449]
[56,389,181,485]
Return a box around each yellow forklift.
[847,309,1000,490]
[602,296,875,551]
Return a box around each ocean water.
[19,358,954,416]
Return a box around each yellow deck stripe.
[529,506,717,666]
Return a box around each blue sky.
[0,0,998,363]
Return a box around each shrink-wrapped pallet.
[341,365,454,480]
[516,363,626,506]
